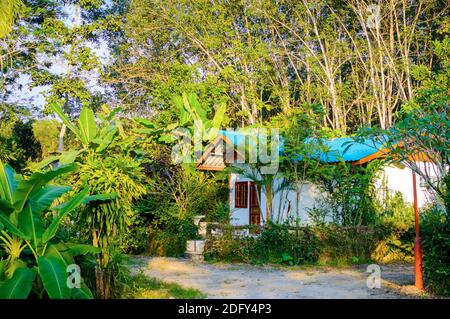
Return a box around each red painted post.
[412,172,424,290]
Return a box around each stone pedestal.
[185,240,205,261]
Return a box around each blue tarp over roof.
[218,129,285,155]
[217,130,386,163]
[315,136,385,163]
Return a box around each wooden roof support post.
[412,171,424,290]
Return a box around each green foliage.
[355,32,450,211]
[204,223,412,266]
[206,201,229,223]
[43,103,148,298]
[120,272,205,299]
[369,190,416,263]
[174,92,227,141]
[112,1,450,130]
[0,0,24,38]
[46,104,121,159]
[0,267,35,299]
[205,223,320,265]
[32,120,61,159]
[421,205,450,296]
[135,92,227,146]
[377,190,415,229]
[315,225,387,266]
[0,105,42,171]
[147,223,198,257]
[73,151,147,263]
[310,161,382,226]
[134,163,227,257]
[137,196,199,257]
[46,103,147,258]
[0,161,99,299]
[120,221,149,255]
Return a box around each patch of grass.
[121,273,206,299]
[126,256,147,268]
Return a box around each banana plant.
[135,92,227,144]
[31,104,122,170]
[0,161,108,299]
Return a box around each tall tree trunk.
[57,124,66,152]
[92,230,112,299]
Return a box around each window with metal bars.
[235,182,248,208]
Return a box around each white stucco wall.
[229,161,439,225]
[375,163,438,208]
[268,180,321,225]
[229,173,322,226]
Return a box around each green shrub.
[378,191,415,227]
[147,219,199,257]
[365,189,415,263]
[371,221,414,263]
[120,222,149,255]
[133,163,227,257]
[204,223,320,265]
[311,161,382,226]
[421,205,450,296]
[315,225,387,265]
[204,223,414,266]
[206,201,229,223]
[204,232,252,263]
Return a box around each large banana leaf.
[64,243,100,256]
[30,150,81,171]
[50,103,81,140]
[187,93,207,120]
[46,243,98,261]
[43,245,94,299]
[78,107,97,146]
[0,267,35,299]
[181,93,195,119]
[0,260,5,280]
[71,283,94,299]
[0,162,17,204]
[59,150,82,165]
[28,185,72,214]
[41,188,89,243]
[13,164,77,212]
[44,244,74,268]
[38,256,71,299]
[0,213,28,239]
[18,204,43,248]
[211,102,226,130]
[204,102,226,141]
[0,199,14,214]
[44,244,94,299]
[173,95,191,126]
[28,155,60,171]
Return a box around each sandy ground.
[129,256,423,299]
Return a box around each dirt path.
[129,256,421,299]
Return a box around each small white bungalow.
[196,131,438,226]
